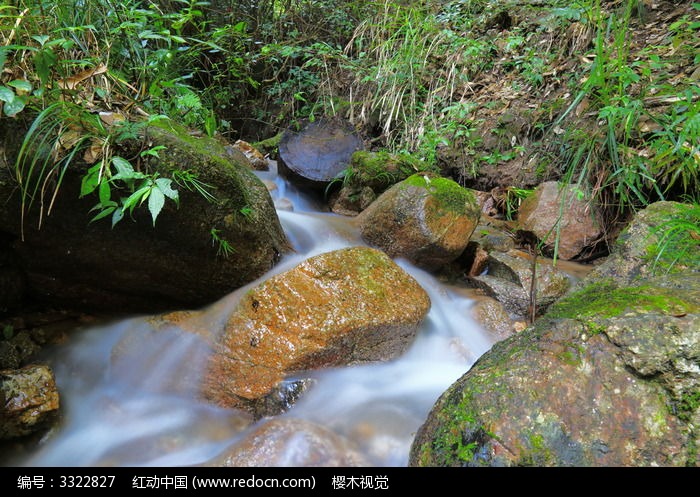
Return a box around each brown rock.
[518,181,602,260]
[470,297,516,341]
[201,246,431,409]
[0,364,59,439]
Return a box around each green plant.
[210,227,235,258]
[648,201,700,274]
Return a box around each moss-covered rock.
[0,120,291,312]
[358,174,481,270]
[410,201,700,466]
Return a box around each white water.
[14,164,495,467]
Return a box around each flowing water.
[12,163,497,467]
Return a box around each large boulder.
[410,201,699,466]
[0,364,59,440]
[358,174,481,270]
[517,181,603,260]
[193,246,430,412]
[0,119,290,312]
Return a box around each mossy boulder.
[410,201,700,466]
[358,174,481,270]
[0,120,290,312]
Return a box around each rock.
[344,150,437,193]
[278,118,364,191]
[328,185,376,216]
[517,181,603,260]
[0,364,59,440]
[200,246,431,411]
[230,140,269,171]
[0,120,290,313]
[208,418,368,467]
[581,201,700,285]
[470,297,517,341]
[358,174,481,270]
[468,250,571,317]
[410,202,700,467]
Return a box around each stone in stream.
[183,246,432,414]
[207,418,369,467]
[467,250,572,317]
[278,117,364,191]
[358,174,481,271]
[0,364,59,440]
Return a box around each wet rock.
[468,250,571,317]
[230,139,268,171]
[0,364,59,440]
[411,202,700,467]
[209,418,368,467]
[0,120,290,313]
[358,174,481,271]
[201,246,431,410]
[329,185,376,216]
[278,118,364,191]
[470,297,517,341]
[517,181,603,260]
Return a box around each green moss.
[403,173,477,214]
[676,391,700,423]
[547,279,697,320]
[347,150,437,191]
[252,132,283,156]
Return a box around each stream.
[11,163,497,467]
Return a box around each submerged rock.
[517,181,603,260]
[0,364,59,440]
[410,201,699,467]
[200,246,431,411]
[0,120,290,312]
[209,418,368,467]
[358,174,481,270]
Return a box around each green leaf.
[111,156,135,176]
[8,79,32,93]
[3,95,25,116]
[148,187,165,226]
[0,86,14,103]
[80,166,101,197]
[99,178,111,205]
[155,178,179,201]
[111,207,125,228]
[90,205,115,223]
[122,185,151,213]
[33,48,57,86]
